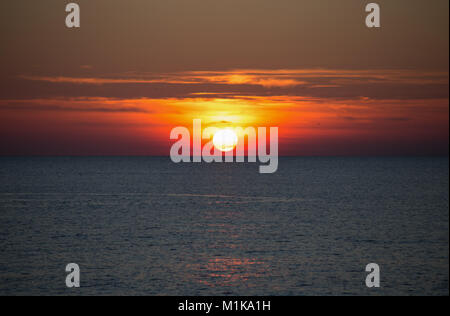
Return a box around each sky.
[0,0,448,156]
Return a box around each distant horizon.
[1,154,448,158]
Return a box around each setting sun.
[213,129,238,152]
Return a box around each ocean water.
[0,157,448,296]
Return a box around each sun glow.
[213,129,238,152]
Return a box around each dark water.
[0,157,448,296]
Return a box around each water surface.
[0,157,448,295]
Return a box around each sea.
[0,157,448,296]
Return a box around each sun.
[213,129,238,152]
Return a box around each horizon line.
[0,155,448,158]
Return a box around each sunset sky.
[0,0,448,156]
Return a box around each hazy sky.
[0,0,448,155]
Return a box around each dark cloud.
[0,103,152,113]
[1,70,448,102]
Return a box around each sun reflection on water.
[195,258,267,288]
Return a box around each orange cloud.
[2,69,448,155]
[20,69,448,89]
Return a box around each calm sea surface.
[0,157,448,295]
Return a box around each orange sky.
[0,1,448,156]
[0,68,448,155]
